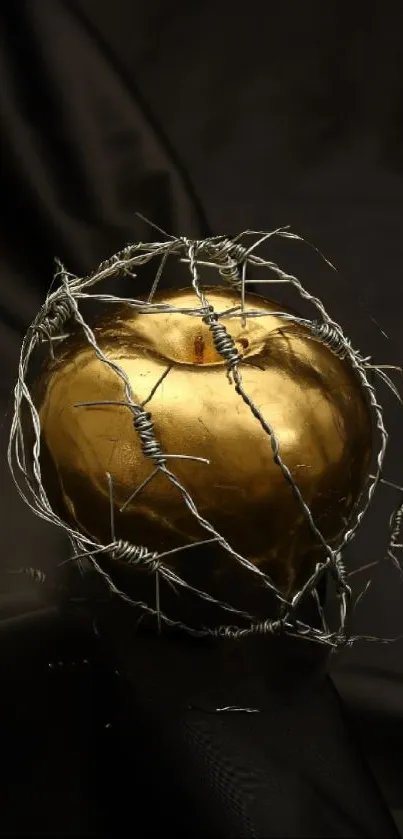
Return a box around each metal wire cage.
[8,228,403,650]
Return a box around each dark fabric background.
[1,2,403,835]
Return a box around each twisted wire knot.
[203,307,241,371]
[132,408,166,466]
[207,238,247,288]
[389,500,403,547]
[332,553,352,602]
[34,295,75,339]
[112,539,160,573]
[310,320,352,360]
[252,618,284,637]
[96,244,139,277]
[212,617,284,639]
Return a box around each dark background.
[1,2,403,836]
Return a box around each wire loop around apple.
[7,228,403,650]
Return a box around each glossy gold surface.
[35,287,372,594]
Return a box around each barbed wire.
[7,229,403,648]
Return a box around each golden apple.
[34,286,372,595]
